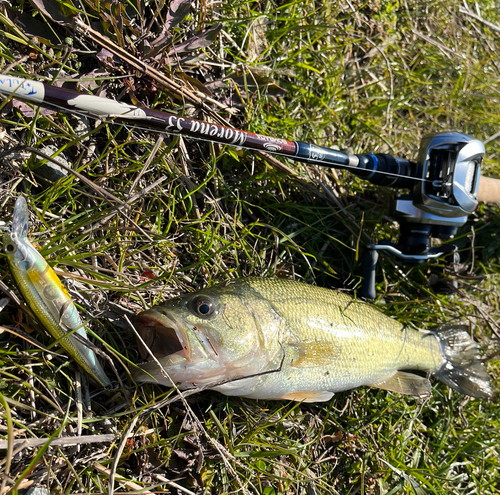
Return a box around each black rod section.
[0,75,418,188]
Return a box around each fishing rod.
[0,75,498,297]
[0,75,416,187]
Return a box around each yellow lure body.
[3,197,110,387]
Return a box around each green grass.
[1,1,500,494]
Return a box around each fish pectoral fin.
[372,371,431,397]
[279,390,334,403]
[288,341,341,368]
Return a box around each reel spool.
[360,132,485,299]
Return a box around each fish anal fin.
[279,390,334,403]
[372,371,431,397]
[288,341,341,368]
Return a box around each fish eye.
[5,243,16,253]
[191,297,215,318]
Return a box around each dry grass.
[0,1,500,494]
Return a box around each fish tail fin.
[434,325,492,399]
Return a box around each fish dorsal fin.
[372,371,432,397]
[279,390,334,403]
[288,341,341,368]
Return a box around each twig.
[129,135,164,194]
[13,146,126,206]
[94,463,155,495]
[3,396,61,420]
[0,393,13,495]
[26,358,37,422]
[411,29,464,60]
[75,371,83,446]
[460,7,500,35]
[89,175,168,232]
[108,416,139,495]
[152,474,197,495]
[74,18,229,126]
[178,136,201,219]
[0,434,115,450]
[15,145,158,244]
[366,38,394,128]
[0,279,28,312]
[0,324,63,355]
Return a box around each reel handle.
[477,176,500,206]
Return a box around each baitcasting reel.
[359,132,485,299]
[0,77,490,300]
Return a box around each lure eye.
[191,297,215,318]
[5,243,16,253]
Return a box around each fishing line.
[7,96,433,186]
[0,75,431,187]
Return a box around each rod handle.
[477,176,500,206]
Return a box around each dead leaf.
[13,101,56,117]
[17,12,64,45]
[175,72,212,96]
[165,0,191,31]
[77,70,109,92]
[146,0,190,58]
[30,0,75,25]
[96,47,118,67]
[170,23,222,55]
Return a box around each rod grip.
[477,176,500,206]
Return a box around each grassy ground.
[0,0,500,493]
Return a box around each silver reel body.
[396,132,484,227]
[360,132,485,299]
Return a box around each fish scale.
[233,281,442,399]
[134,277,492,402]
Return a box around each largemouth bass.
[3,197,110,387]
[133,278,491,402]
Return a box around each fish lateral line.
[133,278,492,402]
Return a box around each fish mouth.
[135,308,191,363]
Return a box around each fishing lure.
[3,196,110,387]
